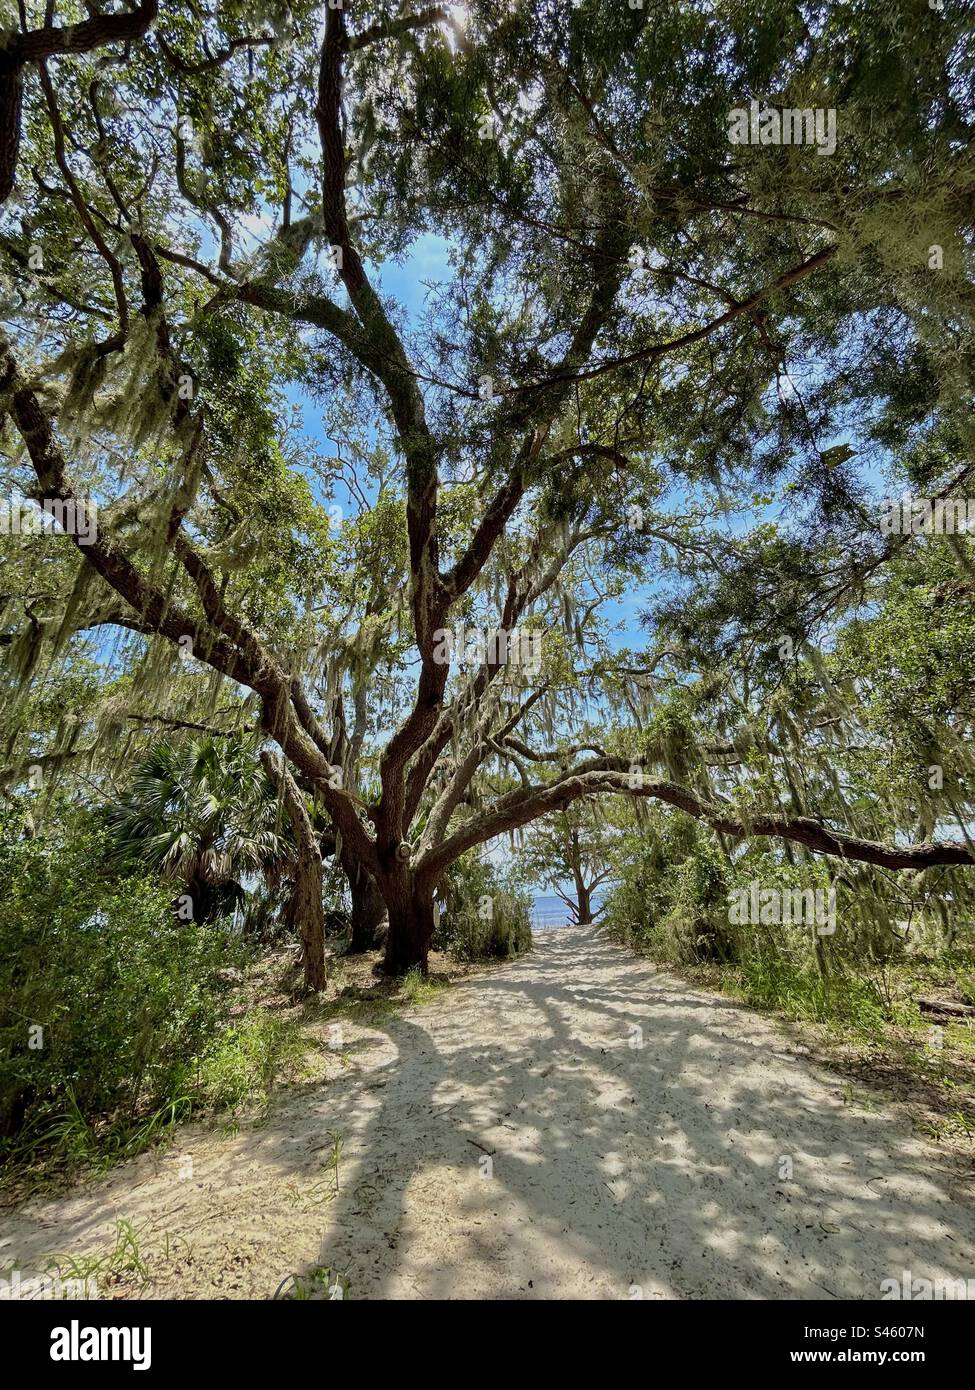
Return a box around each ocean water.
[530,893,606,929]
[531,894,571,929]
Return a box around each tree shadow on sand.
[284,928,975,1300]
[5,929,974,1300]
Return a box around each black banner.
[1,1299,966,1375]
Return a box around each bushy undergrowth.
[195,1010,306,1113]
[0,807,261,1181]
[433,852,533,961]
[603,811,973,1031]
[734,955,891,1027]
[605,815,735,964]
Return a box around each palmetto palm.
[108,738,293,923]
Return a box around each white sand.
[3,925,974,1300]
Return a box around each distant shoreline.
[531,893,605,929]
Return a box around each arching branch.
[420,759,975,882]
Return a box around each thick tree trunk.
[345,853,387,953]
[574,881,593,927]
[382,890,435,976]
[261,752,327,992]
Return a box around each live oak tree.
[2,0,974,979]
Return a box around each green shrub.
[0,805,245,1169]
[604,815,733,965]
[603,810,929,1028]
[736,955,889,1027]
[434,853,533,961]
[196,1010,305,1113]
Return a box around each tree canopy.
[2,0,974,979]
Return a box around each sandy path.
[3,926,974,1300]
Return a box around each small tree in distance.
[515,803,619,928]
